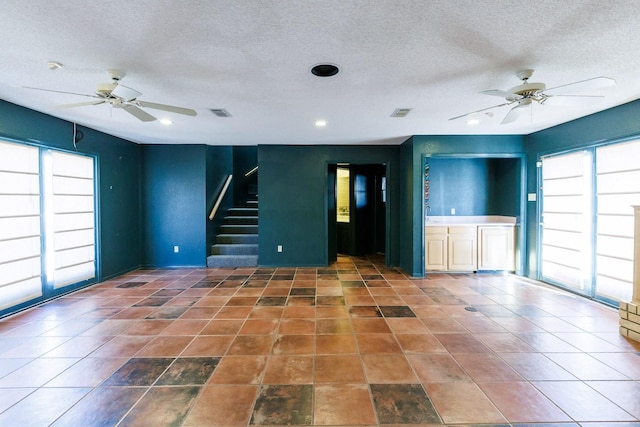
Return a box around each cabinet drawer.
[425,226,447,234]
[448,226,475,234]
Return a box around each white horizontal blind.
[46,150,95,289]
[595,140,640,302]
[541,151,592,292]
[0,140,42,310]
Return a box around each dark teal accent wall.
[524,99,640,279]
[0,99,142,281]
[401,135,525,277]
[206,146,234,254]
[258,145,400,267]
[141,144,207,267]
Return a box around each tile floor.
[0,255,639,426]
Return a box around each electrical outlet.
[450,208,456,215]
[174,246,180,253]
[277,245,283,253]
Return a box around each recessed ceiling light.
[310,63,340,77]
[314,120,328,127]
[160,118,173,125]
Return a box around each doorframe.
[325,162,390,265]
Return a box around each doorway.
[328,163,386,261]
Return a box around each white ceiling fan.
[25,69,197,122]
[449,69,615,124]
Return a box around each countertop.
[425,215,517,226]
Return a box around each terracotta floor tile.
[352,318,392,333]
[262,355,314,384]
[434,333,492,353]
[227,334,274,355]
[386,317,430,334]
[499,352,577,381]
[45,357,126,387]
[544,352,630,380]
[407,353,471,383]
[103,357,173,386]
[589,352,640,380]
[425,382,507,424]
[135,335,193,357]
[421,317,468,333]
[355,333,403,353]
[395,333,447,353]
[0,387,91,426]
[208,355,266,384]
[314,384,377,425]
[272,334,314,355]
[316,318,352,334]
[362,354,419,383]
[249,306,284,318]
[50,386,146,426]
[314,355,366,383]
[181,335,233,356]
[533,380,636,421]
[316,334,357,354]
[239,318,279,335]
[479,381,572,423]
[251,384,313,425]
[453,352,523,382]
[119,386,200,426]
[156,357,219,385]
[315,306,349,318]
[215,306,252,319]
[158,319,208,335]
[0,357,80,387]
[371,383,442,424]
[586,380,640,418]
[43,335,112,357]
[278,318,315,334]
[0,387,35,414]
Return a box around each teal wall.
[258,144,400,267]
[524,99,640,279]
[401,135,525,277]
[0,99,142,281]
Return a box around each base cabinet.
[478,226,515,271]
[426,223,515,272]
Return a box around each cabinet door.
[448,227,477,271]
[478,226,515,271]
[425,230,447,271]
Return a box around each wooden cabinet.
[425,221,515,272]
[425,227,447,270]
[478,226,515,271]
[448,227,477,271]
[425,226,476,271]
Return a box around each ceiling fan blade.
[111,84,142,102]
[501,99,532,124]
[448,101,515,121]
[543,94,604,107]
[52,100,106,109]
[544,76,615,95]
[136,100,197,116]
[23,86,100,99]
[122,104,156,122]
[480,89,522,99]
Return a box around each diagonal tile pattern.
[0,254,639,426]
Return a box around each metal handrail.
[208,174,233,220]
[245,166,258,177]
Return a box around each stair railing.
[209,174,233,220]
[245,166,258,177]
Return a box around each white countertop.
[425,215,516,226]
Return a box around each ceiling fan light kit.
[449,69,615,125]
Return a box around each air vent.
[210,109,232,117]
[391,108,412,117]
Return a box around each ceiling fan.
[449,69,615,125]
[25,69,197,122]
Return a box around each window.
[0,141,42,310]
[540,138,640,304]
[0,140,96,314]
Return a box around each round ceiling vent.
[310,63,340,77]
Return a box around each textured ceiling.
[1,0,639,146]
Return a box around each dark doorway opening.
[328,163,386,262]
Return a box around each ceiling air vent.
[391,108,412,118]
[210,109,232,117]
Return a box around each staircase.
[207,199,258,267]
